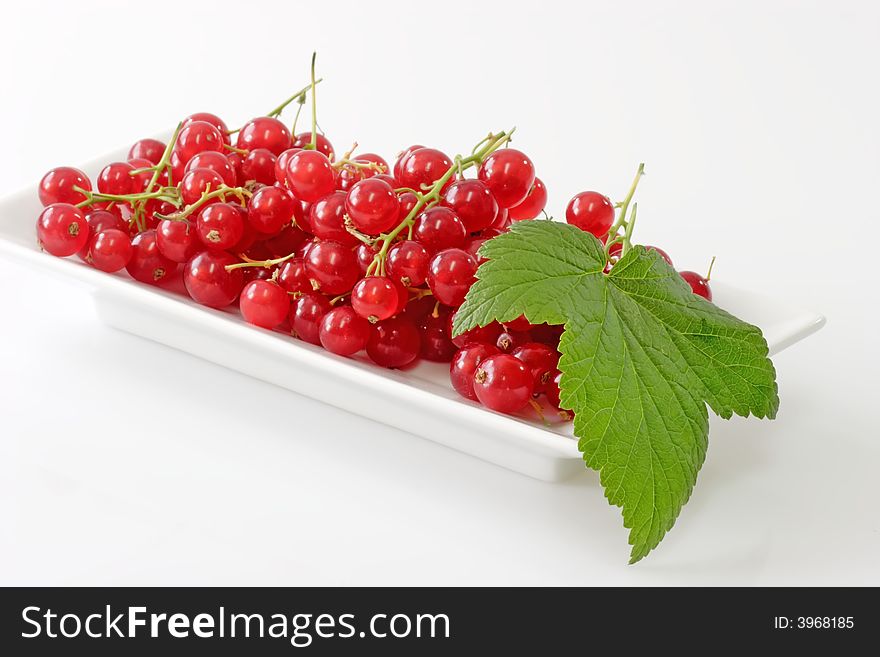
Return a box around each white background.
[1,0,878,585]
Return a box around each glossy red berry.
[304,191,354,246]
[127,138,166,164]
[180,167,224,206]
[175,120,224,164]
[275,148,302,186]
[679,270,712,301]
[237,117,291,156]
[566,191,615,239]
[511,342,559,393]
[450,344,500,401]
[156,219,197,263]
[478,149,535,208]
[351,276,400,322]
[38,167,92,206]
[185,151,237,186]
[393,144,425,181]
[292,132,334,160]
[472,353,534,414]
[37,203,89,256]
[290,292,332,344]
[304,240,360,295]
[276,257,311,293]
[127,158,155,192]
[396,190,420,222]
[509,177,547,221]
[240,280,290,329]
[546,370,563,409]
[85,229,132,272]
[387,240,430,286]
[286,150,336,203]
[264,223,307,257]
[355,242,380,273]
[184,250,243,308]
[247,185,295,236]
[366,315,421,368]
[418,307,456,362]
[97,161,136,196]
[242,148,277,185]
[398,148,452,192]
[183,112,230,144]
[196,202,245,250]
[441,179,498,232]
[448,311,502,348]
[427,248,477,307]
[319,306,371,356]
[126,230,178,285]
[345,178,400,235]
[413,207,466,253]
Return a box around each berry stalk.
[604,162,644,258]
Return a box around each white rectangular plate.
[0,147,826,481]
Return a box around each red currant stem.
[154,184,252,221]
[132,122,184,231]
[222,143,249,155]
[73,186,179,207]
[329,293,349,305]
[343,218,377,246]
[604,162,645,259]
[224,251,298,272]
[528,399,550,427]
[394,186,420,195]
[265,78,324,119]
[366,129,515,276]
[705,256,717,281]
[308,55,320,147]
[621,203,638,257]
[128,166,154,176]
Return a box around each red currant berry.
[546,370,563,409]
[127,158,155,192]
[450,343,500,401]
[351,276,400,322]
[530,323,564,348]
[242,148,277,185]
[227,152,245,183]
[308,191,358,246]
[84,228,132,272]
[286,150,336,203]
[503,315,533,331]
[196,202,245,250]
[393,144,425,181]
[496,329,532,353]
[398,147,452,192]
[180,167,224,206]
[387,240,430,286]
[508,177,547,221]
[38,167,91,206]
[355,242,380,274]
[448,311,502,348]
[463,236,490,264]
[319,306,371,356]
[237,117,291,156]
[126,230,178,284]
[304,239,360,295]
[275,148,302,186]
[345,178,400,235]
[264,223,307,258]
[175,120,224,164]
[441,179,498,232]
[247,185,294,236]
[427,248,477,307]
[473,353,534,414]
[156,219,197,263]
[396,190,420,222]
[366,315,421,368]
[97,161,136,196]
[37,203,89,256]
[679,270,712,301]
[511,342,559,393]
[292,132,334,160]
[185,151,237,187]
[127,138,166,164]
[276,257,311,293]
[169,150,186,185]
[413,207,466,253]
[565,191,615,239]
[353,152,389,172]
[645,245,674,267]
[490,207,511,232]
[478,149,535,208]
[84,208,127,236]
[290,292,332,345]
[418,306,456,362]
[244,266,275,284]
[240,280,290,329]
[183,112,230,144]
[184,250,243,308]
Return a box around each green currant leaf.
[452,221,778,563]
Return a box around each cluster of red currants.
[34,88,712,419]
